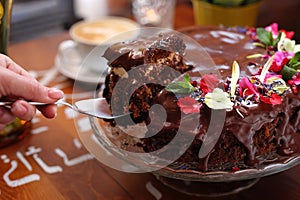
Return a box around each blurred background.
[10,0,300,43]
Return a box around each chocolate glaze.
[182,26,300,155]
[102,32,188,71]
[148,77,300,171]
[147,26,300,171]
[180,26,267,78]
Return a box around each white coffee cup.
[59,17,140,73]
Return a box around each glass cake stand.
[76,115,300,197]
[71,27,300,197]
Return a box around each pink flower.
[280,29,295,39]
[264,73,282,82]
[239,77,259,97]
[260,93,282,105]
[265,23,294,40]
[200,74,219,94]
[269,51,293,72]
[177,97,201,114]
[265,23,279,39]
[288,74,300,85]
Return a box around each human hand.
[0,54,64,130]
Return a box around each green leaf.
[290,62,300,69]
[273,31,282,47]
[166,75,195,94]
[288,52,300,69]
[256,28,273,46]
[282,65,297,81]
[184,74,190,82]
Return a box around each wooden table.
[1,3,300,200]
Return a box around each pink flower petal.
[239,77,259,97]
[200,74,219,94]
[177,97,201,114]
[260,93,282,105]
[288,74,300,85]
[265,23,279,38]
[265,73,282,80]
[270,51,293,72]
[280,30,295,39]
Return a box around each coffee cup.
[58,17,140,73]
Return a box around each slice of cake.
[102,23,300,172]
[103,32,193,123]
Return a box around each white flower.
[204,88,234,110]
[278,32,300,53]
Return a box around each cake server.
[0,98,129,119]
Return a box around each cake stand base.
[154,175,260,197]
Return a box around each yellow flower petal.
[230,61,240,97]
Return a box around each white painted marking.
[54,148,94,167]
[73,138,82,149]
[16,152,32,171]
[146,181,162,200]
[3,161,40,187]
[31,126,49,135]
[33,154,63,174]
[77,117,92,132]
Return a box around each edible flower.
[252,23,295,51]
[259,55,275,83]
[260,93,282,105]
[166,74,195,94]
[281,52,300,81]
[177,97,202,114]
[264,23,279,39]
[264,73,282,82]
[255,26,281,48]
[239,77,259,97]
[230,61,240,97]
[269,51,293,72]
[265,76,289,95]
[264,23,294,40]
[277,32,300,53]
[288,74,300,85]
[204,88,234,110]
[200,74,219,94]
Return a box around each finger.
[37,104,58,119]
[0,107,16,125]
[0,54,33,79]
[0,69,64,103]
[11,100,36,121]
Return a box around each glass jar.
[0,0,12,54]
[0,118,31,148]
[0,0,31,148]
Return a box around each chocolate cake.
[102,24,300,172]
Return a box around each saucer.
[55,40,109,84]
